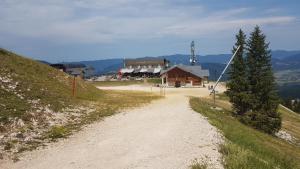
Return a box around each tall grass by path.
[190,96,300,169]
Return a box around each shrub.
[240,111,281,134]
[46,126,69,139]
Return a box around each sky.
[0,0,300,63]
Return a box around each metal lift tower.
[190,41,196,65]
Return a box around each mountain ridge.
[59,50,300,76]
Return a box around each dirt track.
[1,85,224,169]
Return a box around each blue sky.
[0,0,300,63]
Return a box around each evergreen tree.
[226,29,249,115]
[244,26,281,134]
[294,100,300,113]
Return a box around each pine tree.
[244,26,281,134]
[294,100,300,113]
[226,29,249,115]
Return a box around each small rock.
[10,132,17,137]
[276,130,295,142]
[17,119,25,127]
[24,136,32,142]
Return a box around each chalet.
[160,65,209,87]
[120,58,169,78]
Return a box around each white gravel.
[1,84,225,169]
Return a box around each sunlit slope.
[0,48,101,122]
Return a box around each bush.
[4,142,14,150]
[46,126,69,139]
[240,111,281,134]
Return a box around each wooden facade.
[161,66,208,87]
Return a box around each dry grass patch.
[279,106,300,144]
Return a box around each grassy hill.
[0,48,160,160]
[190,95,300,169]
[0,48,102,123]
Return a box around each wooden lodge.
[160,65,209,87]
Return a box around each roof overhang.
[160,65,209,78]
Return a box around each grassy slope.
[0,48,101,122]
[280,106,300,144]
[0,48,160,157]
[190,95,300,169]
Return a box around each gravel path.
[1,85,224,169]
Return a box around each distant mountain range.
[58,50,300,81]
[272,53,300,71]
[36,50,300,99]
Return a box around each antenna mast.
[123,57,126,68]
[190,41,196,65]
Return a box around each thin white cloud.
[161,16,295,37]
[0,0,296,44]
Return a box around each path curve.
[1,85,224,169]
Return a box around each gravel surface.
[1,84,224,169]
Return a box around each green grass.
[0,48,102,122]
[190,96,300,169]
[216,93,300,144]
[45,126,70,140]
[146,78,161,84]
[0,48,161,155]
[0,47,161,124]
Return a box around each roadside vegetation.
[190,26,299,169]
[0,48,160,160]
[190,96,300,169]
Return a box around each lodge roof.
[161,65,209,78]
[125,58,166,66]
